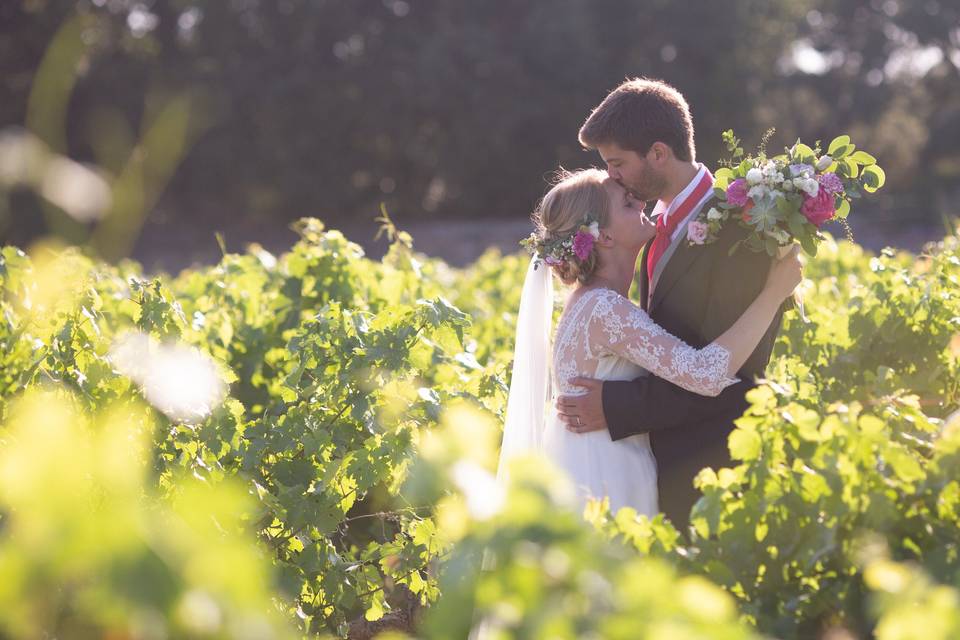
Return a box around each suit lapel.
[649,197,716,314]
[638,240,651,311]
[650,224,687,292]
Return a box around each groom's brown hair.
[578,77,695,162]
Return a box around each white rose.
[747,184,768,201]
[746,168,764,185]
[803,178,819,197]
[816,155,833,171]
[789,163,815,178]
[707,207,723,221]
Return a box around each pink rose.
[572,230,595,261]
[818,172,843,196]
[801,189,836,227]
[687,220,709,245]
[726,178,751,207]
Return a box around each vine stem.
[352,549,452,601]
[838,217,855,243]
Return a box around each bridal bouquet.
[689,130,886,256]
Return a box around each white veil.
[494,256,554,486]
[469,256,555,639]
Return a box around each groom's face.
[596,142,666,202]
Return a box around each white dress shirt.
[651,163,715,242]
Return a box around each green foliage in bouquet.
[693,130,887,257]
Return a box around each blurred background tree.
[1,0,958,265]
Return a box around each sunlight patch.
[109,331,227,423]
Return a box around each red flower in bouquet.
[801,189,836,227]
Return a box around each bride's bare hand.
[764,245,803,300]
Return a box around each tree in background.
[1,0,957,255]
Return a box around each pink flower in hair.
[572,230,595,261]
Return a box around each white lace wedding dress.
[541,286,739,516]
[472,279,741,640]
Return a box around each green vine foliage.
[1,221,959,638]
[589,235,960,638]
[0,221,504,636]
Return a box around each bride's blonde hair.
[531,168,611,285]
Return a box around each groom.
[555,78,785,528]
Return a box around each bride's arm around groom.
[607,222,788,439]
[558,75,795,525]
[558,218,789,433]
[560,218,791,525]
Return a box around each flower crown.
[520,214,601,268]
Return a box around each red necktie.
[646,169,713,288]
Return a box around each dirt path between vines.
[132,215,945,276]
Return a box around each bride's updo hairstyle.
[530,168,611,285]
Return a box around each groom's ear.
[649,142,673,163]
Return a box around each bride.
[498,168,801,516]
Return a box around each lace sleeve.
[587,289,740,397]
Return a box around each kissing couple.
[496,78,801,528]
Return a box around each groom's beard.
[621,172,667,203]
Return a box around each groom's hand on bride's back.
[556,377,607,433]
